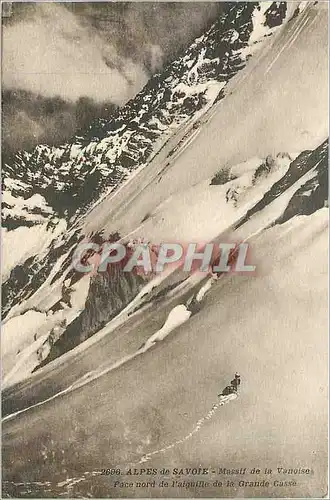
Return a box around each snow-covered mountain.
[2,2,291,300]
[2,0,327,383]
[2,3,328,497]
[2,2,290,223]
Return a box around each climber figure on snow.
[218,373,241,397]
[231,372,241,391]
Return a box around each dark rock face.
[210,168,238,186]
[36,266,146,368]
[252,154,283,185]
[236,139,329,229]
[276,145,328,224]
[2,229,83,317]
[265,2,287,28]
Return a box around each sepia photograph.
[1,1,329,498]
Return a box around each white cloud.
[2,3,148,103]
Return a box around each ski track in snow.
[264,6,313,76]
[136,393,237,464]
[3,393,238,496]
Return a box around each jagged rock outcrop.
[235,139,328,228]
[276,147,328,223]
[36,265,146,368]
[3,2,289,223]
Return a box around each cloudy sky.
[2,2,222,155]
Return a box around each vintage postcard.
[1,1,328,498]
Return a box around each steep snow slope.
[2,1,295,319]
[1,2,304,357]
[82,1,327,239]
[2,275,91,388]
[2,2,328,497]
[2,209,328,497]
[2,1,328,383]
[4,135,326,382]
